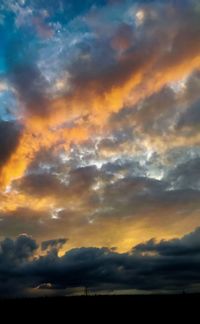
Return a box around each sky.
[0,0,200,297]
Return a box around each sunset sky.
[1,0,200,297]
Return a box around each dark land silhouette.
[1,294,200,320]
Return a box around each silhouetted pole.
[85,286,88,296]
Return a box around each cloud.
[13,165,99,202]
[166,157,200,190]
[9,63,50,117]
[0,208,50,238]
[1,158,199,253]
[1,0,200,285]
[41,238,68,251]
[5,29,54,118]
[1,0,200,190]
[67,0,200,117]
[1,228,200,296]
[0,121,21,167]
[134,227,200,256]
[177,100,200,132]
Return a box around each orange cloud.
[0,117,89,189]
[1,1,200,190]
[1,56,200,189]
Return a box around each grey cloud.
[101,159,145,178]
[109,69,200,142]
[12,155,200,225]
[5,33,51,118]
[0,121,22,167]
[41,238,68,251]
[14,165,98,198]
[0,234,38,263]
[177,101,200,132]
[9,63,50,117]
[2,228,200,296]
[166,157,200,190]
[15,173,68,197]
[0,208,50,238]
[134,227,200,256]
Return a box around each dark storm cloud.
[1,228,200,296]
[133,227,200,256]
[0,234,38,296]
[41,238,67,251]
[0,121,21,167]
[0,234,38,263]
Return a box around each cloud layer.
[1,228,200,297]
[0,0,200,296]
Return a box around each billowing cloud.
[1,228,200,297]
